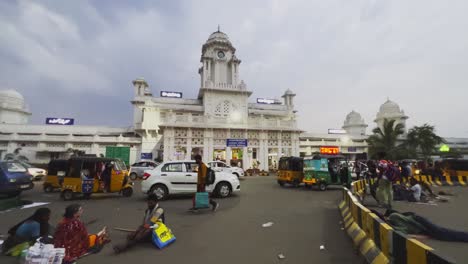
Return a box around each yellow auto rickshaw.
[51,157,133,200]
[277,156,304,187]
[43,159,69,192]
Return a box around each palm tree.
[3,147,29,162]
[406,124,444,161]
[368,119,405,160]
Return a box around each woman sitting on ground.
[53,204,109,264]
[2,208,52,255]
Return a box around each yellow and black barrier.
[339,186,454,264]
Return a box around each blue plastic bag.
[151,222,176,249]
[195,192,209,209]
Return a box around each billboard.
[328,129,347,134]
[320,146,340,155]
[257,98,281,105]
[45,118,74,125]
[161,91,183,98]
[226,139,248,148]
[141,153,153,160]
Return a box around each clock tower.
[198,29,252,123]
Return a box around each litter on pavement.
[278,253,285,259]
[320,245,325,250]
[262,222,274,227]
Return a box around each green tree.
[368,119,405,160]
[406,124,444,161]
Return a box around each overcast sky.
[1,0,467,137]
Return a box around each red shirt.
[54,218,89,262]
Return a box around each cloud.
[0,0,467,137]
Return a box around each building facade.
[132,30,301,171]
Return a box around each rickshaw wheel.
[277,180,285,187]
[43,185,54,193]
[292,180,300,188]
[62,190,74,201]
[122,187,133,197]
[304,183,312,189]
[318,182,327,191]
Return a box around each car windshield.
[5,162,28,173]
[19,161,32,168]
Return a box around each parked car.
[141,160,240,200]
[129,160,158,180]
[207,161,245,178]
[19,161,47,181]
[0,161,34,197]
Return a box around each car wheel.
[150,184,168,200]
[122,187,133,197]
[44,185,54,193]
[62,190,74,201]
[129,173,138,181]
[277,180,285,187]
[215,182,232,198]
[7,191,21,197]
[319,182,327,191]
[233,172,240,178]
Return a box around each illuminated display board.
[320,146,340,155]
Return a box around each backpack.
[205,167,216,186]
[385,165,401,183]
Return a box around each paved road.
[0,177,361,264]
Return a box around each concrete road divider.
[339,185,454,264]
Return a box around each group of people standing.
[354,159,430,209]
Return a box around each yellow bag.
[151,221,176,249]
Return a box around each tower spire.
[217,24,220,32]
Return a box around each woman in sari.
[2,208,52,255]
[53,204,109,264]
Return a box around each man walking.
[376,160,398,209]
[192,154,219,212]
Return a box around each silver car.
[129,161,158,180]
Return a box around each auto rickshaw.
[53,157,133,200]
[277,156,304,187]
[43,159,69,192]
[303,155,351,191]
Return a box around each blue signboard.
[226,139,248,148]
[141,153,153,160]
[46,117,74,125]
[82,179,94,194]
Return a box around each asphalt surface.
[364,185,468,264]
[0,176,361,264]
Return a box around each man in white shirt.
[408,178,422,202]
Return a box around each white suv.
[141,160,240,200]
[207,161,244,178]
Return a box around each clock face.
[217,51,225,59]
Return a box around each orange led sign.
[320,146,340,155]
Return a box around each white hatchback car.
[207,161,244,178]
[141,160,240,200]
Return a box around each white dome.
[344,110,365,126]
[0,89,26,110]
[0,89,24,100]
[379,99,401,115]
[206,31,231,45]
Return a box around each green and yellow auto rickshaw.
[303,155,351,191]
[277,156,304,187]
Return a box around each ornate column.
[186,128,192,160]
